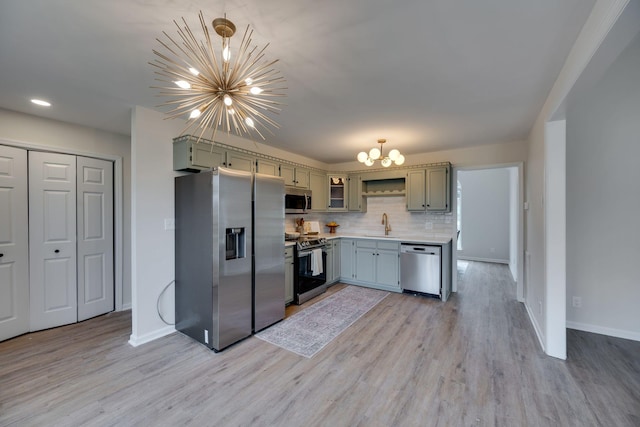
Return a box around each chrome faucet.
[382,213,392,236]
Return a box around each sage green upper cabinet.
[173,138,255,172]
[347,174,366,212]
[426,165,451,212]
[225,151,254,172]
[256,158,279,176]
[280,164,310,188]
[406,169,426,211]
[173,139,226,171]
[328,175,347,211]
[309,171,328,211]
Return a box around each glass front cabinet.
[328,175,347,210]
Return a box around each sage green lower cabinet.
[331,239,341,283]
[340,239,355,281]
[340,238,401,292]
[326,242,334,284]
[326,239,341,285]
[285,246,294,305]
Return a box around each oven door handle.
[298,249,326,257]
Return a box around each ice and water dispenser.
[225,227,246,260]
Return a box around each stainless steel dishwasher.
[400,244,441,296]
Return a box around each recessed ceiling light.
[31,99,51,107]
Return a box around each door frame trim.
[0,138,124,311]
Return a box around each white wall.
[524,0,632,359]
[457,169,510,263]
[0,108,132,308]
[565,33,640,341]
[129,106,184,345]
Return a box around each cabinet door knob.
[0,253,4,258]
[54,249,60,254]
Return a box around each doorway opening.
[452,163,524,302]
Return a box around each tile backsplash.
[286,196,455,238]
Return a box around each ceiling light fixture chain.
[357,139,405,167]
[150,10,287,143]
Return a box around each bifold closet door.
[0,145,29,341]
[29,151,77,331]
[77,156,113,321]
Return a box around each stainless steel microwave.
[285,188,311,214]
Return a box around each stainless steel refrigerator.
[253,172,285,332]
[175,167,284,351]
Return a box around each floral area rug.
[255,286,389,358]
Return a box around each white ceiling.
[0,0,595,163]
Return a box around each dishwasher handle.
[400,244,441,256]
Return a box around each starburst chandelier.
[150,11,286,141]
[357,139,405,167]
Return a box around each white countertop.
[310,232,453,245]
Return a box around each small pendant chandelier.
[357,139,405,167]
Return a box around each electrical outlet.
[164,218,175,230]
[538,301,543,315]
[490,248,496,253]
[425,222,433,230]
[572,296,582,308]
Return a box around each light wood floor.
[1,262,639,426]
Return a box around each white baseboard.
[128,325,175,347]
[566,321,640,342]
[525,301,546,353]
[120,303,132,311]
[457,255,509,264]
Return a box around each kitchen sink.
[364,234,395,238]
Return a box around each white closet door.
[29,151,77,331]
[0,145,29,341]
[77,156,113,321]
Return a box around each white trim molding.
[567,322,640,342]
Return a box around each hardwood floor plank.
[1,262,639,426]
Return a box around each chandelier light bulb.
[222,44,231,62]
[381,158,392,167]
[228,108,235,115]
[174,80,191,89]
[369,147,381,160]
[388,149,400,161]
[364,158,375,167]
[189,109,202,119]
[395,154,405,165]
[188,67,199,76]
[250,86,263,95]
[357,152,369,163]
[245,78,253,85]
[245,117,255,128]
[223,94,233,106]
